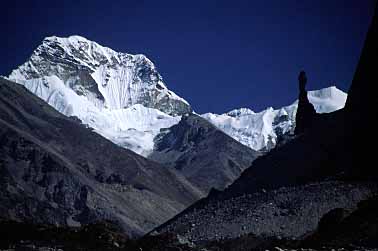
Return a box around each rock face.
[149,114,260,193]
[294,71,317,135]
[343,5,378,179]
[9,36,191,116]
[0,77,203,236]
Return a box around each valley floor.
[1,193,377,251]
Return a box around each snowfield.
[8,35,189,156]
[8,35,348,154]
[201,86,347,151]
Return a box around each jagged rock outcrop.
[294,71,317,135]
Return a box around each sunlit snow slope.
[202,86,347,151]
[8,35,191,156]
[8,35,347,155]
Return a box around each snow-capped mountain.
[307,86,348,113]
[8,35,347,156]
[8,35,191,156]
[0,77,202,236]
[201,86,347,151]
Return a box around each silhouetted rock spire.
[295,71,316,135]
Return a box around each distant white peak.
[36,35,148,71]
[40,35,157,71]
[308,86,346,99]
[201,86,347,151]
[263,107,274,113]
[9,35,192,116]
[307,86,347,114]
[226,108,255,117]
[8,35,192,155]
[44,35,90,43]
[276,107,289,117]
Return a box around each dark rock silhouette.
[343,2,378,179]
[294,71,317,135]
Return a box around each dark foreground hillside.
[1,195,378,251]
[0,77,203,236]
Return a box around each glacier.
[201,86,348,151]
[8,35,190,156]
[9,36,190,114]
[8,35,348,155]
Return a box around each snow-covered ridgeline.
[9,35,191,115]
[8,35,190,156]
[7,35,348,155]
[14,75,180,155]
[201,86,347,151]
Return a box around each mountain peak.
[41,35,117,53]
[43,35,88,43]
[8,35,192,155]
[226,107,255,117]
[308,86,345,98]
[9,35,191,114]
[308,86,347,113]
[201,86,347,151]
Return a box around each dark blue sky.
[1,0,375,113]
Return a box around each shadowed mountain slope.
[149,114,261,194]
[0,77,203,236]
